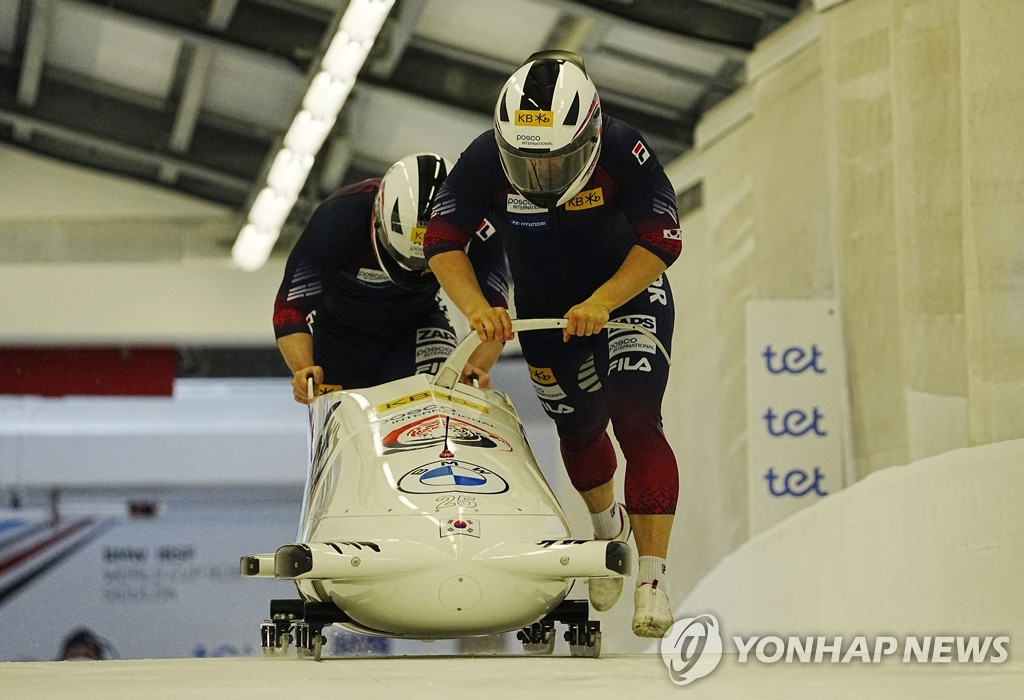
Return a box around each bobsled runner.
[241,318,668,659]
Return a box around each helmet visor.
[497,118,600,202]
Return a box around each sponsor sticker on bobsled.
[398,460,509,495]
[382,414,512,453]
[376,390,488,414]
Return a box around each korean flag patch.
[631,140,650,165]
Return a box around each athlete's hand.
[460,363,492,389]
[468,306,514,343]
[291,366,325,404]
[563,300,611,342]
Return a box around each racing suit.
[424,115,681,514]
[273,178,509,389]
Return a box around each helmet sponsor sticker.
[514,110,553,127]
[398,460,510,494]
[410,226,426,243]
[564,187,604,211]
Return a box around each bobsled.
[242,318,667,659]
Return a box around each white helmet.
[371,152,453,291]
[494,50,602,208]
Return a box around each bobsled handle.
[432,317,670,390]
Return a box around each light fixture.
[232,0,395,271]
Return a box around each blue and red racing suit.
[424,115,682,515]
[273,178,509,389]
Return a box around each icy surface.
[1,655,1021,699]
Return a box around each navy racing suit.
[274,178,509,389]
[425,115,681,515]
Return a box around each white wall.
[681,439,1024,648]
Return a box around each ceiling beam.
[62,0,300,72]
[160,0,240,183]
[16,0,51,111]
[696,0,797,22]
[366,0,427,80]
[0,108,252,197]
[556,0,749,61]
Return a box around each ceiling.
[0,0,803,252]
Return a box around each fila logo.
[475,218,497,241]
[608,357,653,374]
[543,403,575,414]
[632,140,650,164]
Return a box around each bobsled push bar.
[433,317,670,390]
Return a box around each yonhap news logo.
[662,614,1011,686]
[660,615,723,686]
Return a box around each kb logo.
[661,614,723,686]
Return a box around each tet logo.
[514,110,553,127]
[661,614,723,686]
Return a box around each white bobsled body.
[243,320,648,640]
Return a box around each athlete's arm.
[276,332,325,404]
[429,250,514,343]
[563,246,668,342]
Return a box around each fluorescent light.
[322,32,373,80]
[283,110,336,156]
[267,149,315,197]
[303,71,353,120]
[232,224,279,272]
[249,186,297,232]
[232,0,395,271]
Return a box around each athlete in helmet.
[425,52,682,637]
[274,152,509,403]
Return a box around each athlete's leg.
[519,329,629,612]
[519,330,616,495]
[597,275,678,635]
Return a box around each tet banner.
[745,300,849,536]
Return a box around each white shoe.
[588,503,631,612]
[632,581,673,638]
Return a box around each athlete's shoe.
[631,580,673,637]
[588,503,631,612]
